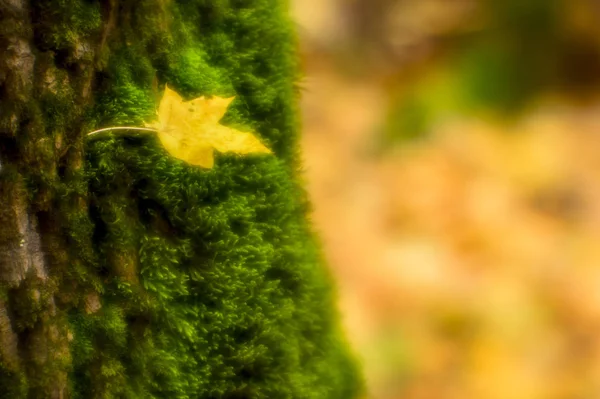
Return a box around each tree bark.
[0,1,362,398]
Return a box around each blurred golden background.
[291,1,600,398]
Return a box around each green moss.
[80,129,363,397]
[168,46,233,97]
[11,0,362,397]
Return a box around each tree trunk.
[0,1,362,398]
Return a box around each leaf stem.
[86,126,158,137]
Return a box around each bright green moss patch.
[170,0,300,162]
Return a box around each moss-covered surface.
[81,138,362,398]
[0,0,362,397]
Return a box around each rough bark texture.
[0,0,362,398]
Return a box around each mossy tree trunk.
[0,1,362,398]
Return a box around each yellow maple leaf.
[86,85,272,168]
[145,85,271,168]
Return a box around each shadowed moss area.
[45,0,361,397]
